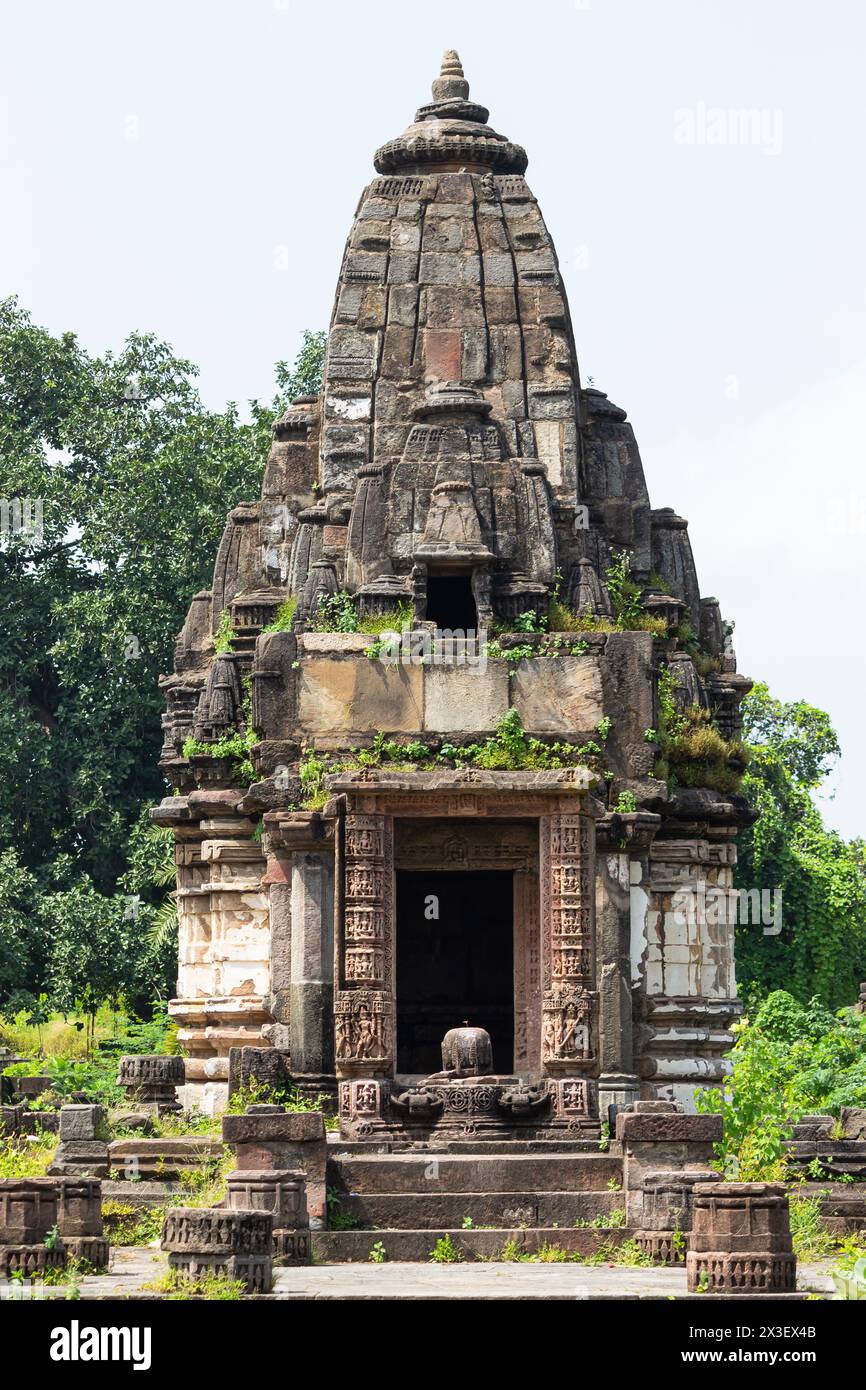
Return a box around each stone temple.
[154,51,753,1129]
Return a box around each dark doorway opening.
[425,572,477,631]
[396,870,514,1074]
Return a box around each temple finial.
[432,49,470,103]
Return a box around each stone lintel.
[326,768,598,796]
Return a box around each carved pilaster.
[540,812,597,1074]
[335,813,395,1078]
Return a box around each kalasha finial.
[432,48,470,103]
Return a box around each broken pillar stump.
[57,1177,108,1270]
[633,1169,711,1265]
[161,1207,273,1293]
[0,1177,66,1280]
[117,1055,184,1113]
[222,1107,327,1226]
[48,1104,109,1177]
[225,1168,311,1265]
[686,1181,797,1294]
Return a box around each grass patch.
[0,1133,56,1179]
[102,1200,166,1247]
[144,1269,246,1300]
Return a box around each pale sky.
[1,0,864,838]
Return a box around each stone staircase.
[315,1140,631,1261]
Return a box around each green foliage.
[789,1192,838,1261]
[296,713,602,810]
[262,597,297,633]
[146,1269,246,1300]
[546,552,666,635]
[368,1241,387,1263]
[273,330,327,403]
[735,685,866,1007]
[327,1187,362,1231]
[0,298,325,1015]
[652,666,747,795]
[512,609,546,633]
[212,609,235,655]
[439,708,601,774]
[311,591,358,633]
[695,992,866,1178]
[604,549,643,629]
[0,1132,56,1179]
[613,791,637,813]
[429,1233,463,1263]
[832,1248,866,1298]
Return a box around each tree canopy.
[735,683,866,1008]
[0,298,323,1015]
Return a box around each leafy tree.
[735,683,866,1008]
[697,990,866,1177]
[0,297,325,1014]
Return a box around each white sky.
[1,0,863,839]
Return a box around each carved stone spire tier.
[374,50,528,175]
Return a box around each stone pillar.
[161,1207,273,1293]
[0,1178,66,1280]
[117,1055,184,1113]
[48,1105,109,1178]
[225,1168,311,1265]
[617,1103,721,1217]
[262,811,336,1092]
[595,812,660,1121]
[222,1108,328,1227]
[540,810,597,1077]
[632,834,741,1109]
[687,1182,797,1295]
[166,789,271,1114]
[57,1178,108,1269]
[334,810,395,1080]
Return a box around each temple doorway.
[395,869,514,1075]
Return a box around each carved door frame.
[333,788,597,1084]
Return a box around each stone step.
[313,1225,634,1262]
[107,1137,223,1182]
[328,1151,622,1194]
[327,1137,607,1155]
[332,1189,624,1229]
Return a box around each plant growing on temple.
[212,609,235,654]
[652,665,748,795]
[734,683,866,1007]
[262,597,297,633]
[512,608,546,633]
[604,549,642,629]
[429,1233,463,1263]
[182,680,259,783]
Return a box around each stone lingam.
[351,1025,584,1138]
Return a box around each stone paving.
[2,1247,836,1301]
